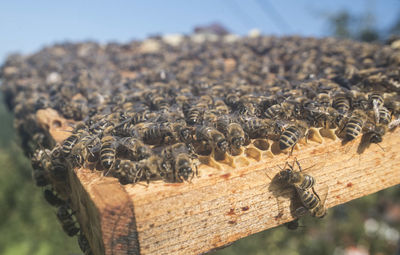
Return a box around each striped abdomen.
[100,136,116,169]
[344,117,363,140]
[62,134,80,156]
[296,188,326,218]
[378,107,391,125]
[332,94,350,114]
[296,174,315,190]
[368,93,384,108]
[264,104,281,119]
[279,125,301,150]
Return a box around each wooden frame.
[36,108,400,255]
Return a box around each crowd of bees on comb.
[1,33,400,245]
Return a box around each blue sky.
[1,0,399,63]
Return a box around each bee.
[224,93,240,108]
[377,106,391,125]
[279,120,308,151]
[141,155,169,183]
[61,124,89,156]
[315,92,332,108]
[350,90,368,110]
[112,159,143,184]
[88,119,109,136]
[121,110,155,124]
[140,122,175,145]
[368,92,384,109]
[278,159,315,191]
[118,137,151,161]
[295,188,327,218]
[343,109,367,141]
[235,101,258,116]
[183,103,204,126]
[100,136,117,169]
[216,117,245,151]
[149,94,170,111]
[31,149,52,187]
[196,125,228,153]
[332,92,350,114]
[237,116,272,140]
[56,205,80,236]
[70,140,100,168]
[161,143,198,182]
[78,232,93,255]
[264,102,294,119]
[43,188,65,207]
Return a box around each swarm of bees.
[1,33,400,246]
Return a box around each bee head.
[217,140,228,152]
[231,137,244,149]
[278,169,293,183]
[178,166,192,181]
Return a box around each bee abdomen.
[279,126,300,150]
[100,136,116,169]
[299,175,315,190]
[379,107,391,124]
[298,189,319,209]
[345,119,363,140]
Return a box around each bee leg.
[295,158,302,172]
[289,145,295,157]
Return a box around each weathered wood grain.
[37,108,400,255]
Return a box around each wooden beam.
[37,108,400,255]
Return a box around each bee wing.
[312,183,329,208]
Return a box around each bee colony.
[1,34,400,255]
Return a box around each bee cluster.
[1,34,400,243]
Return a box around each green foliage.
[0,96,80,255]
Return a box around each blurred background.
[0,1,400,254]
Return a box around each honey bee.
[295,188,327,218]
[342,109,367,141]
[368,92,384,108]
[350,90,368,110]
[278,159,315,191]
[377,106,391,125]
[140,122,175,145]
[56,205,80,237]
[264,102,294,119]
[161,143,198,182]
[78,232,93,255]
[196,125,228,153]
[119,137,151,161]
[279,120,309,151]
[315,92,332,107]
[70,139,100,168]
[121,110,155,124]
[43,188,65,207]
[149,94,170,111]
[224,93,240,108]
[31,149,52,187]
[61,129,89,157]
[237,116,272,140]
[100,136,117,169]
[216,116,245,151]
[332,92,350,114]
[183,102,204,126]
[112,159,144,184]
